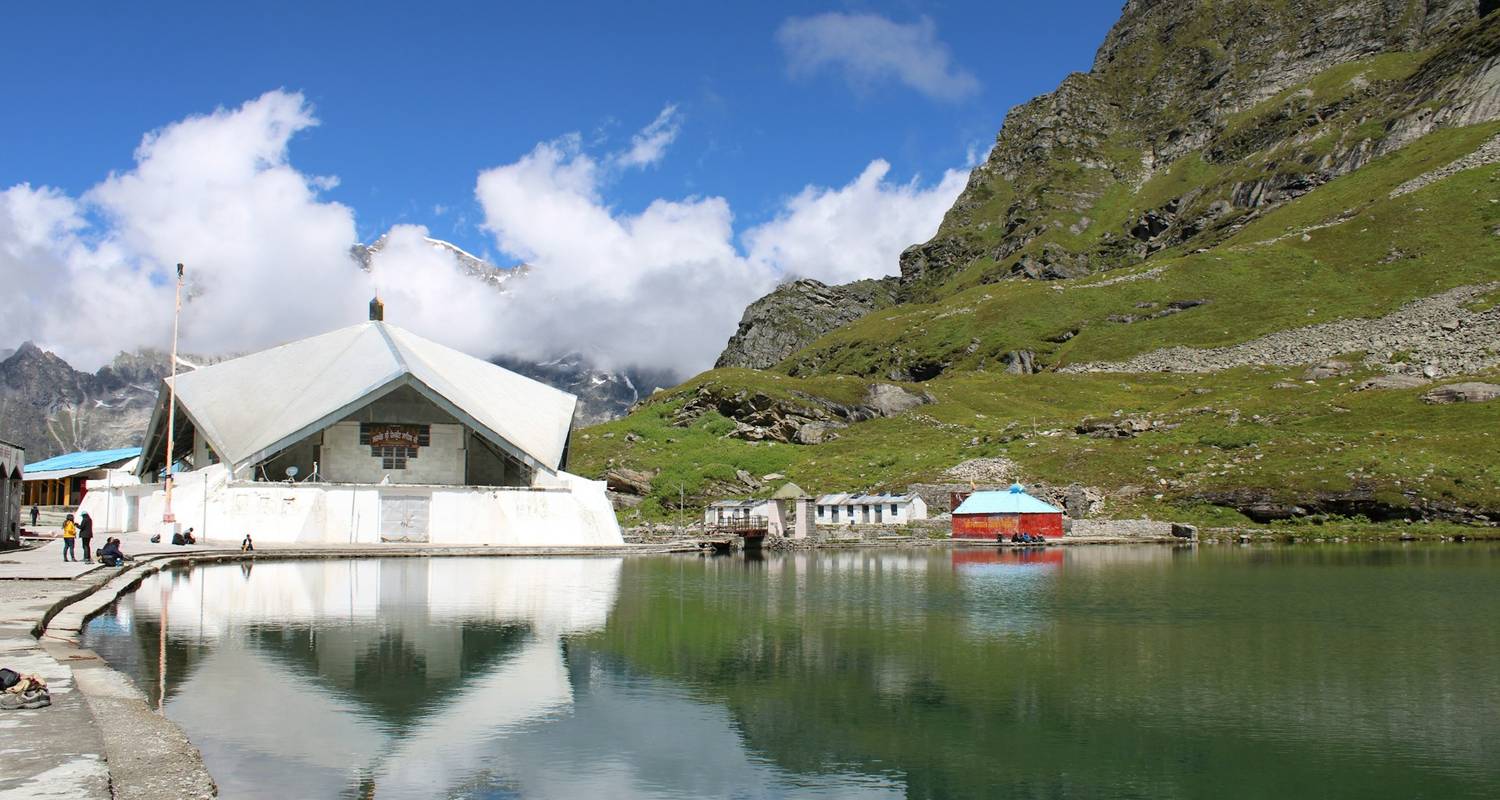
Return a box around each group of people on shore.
[60,512,91,562]
[58,513,255,565]
[60,512,131,565]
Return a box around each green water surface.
[82,544,1500,799]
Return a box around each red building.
[951,483,1064,540]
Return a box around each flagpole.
[162,263,183,535]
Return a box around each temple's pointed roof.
[139,321,577,475]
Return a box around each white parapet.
[82,465,624,546]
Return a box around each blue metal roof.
[24,447,141,473]
[953,483,1062,515]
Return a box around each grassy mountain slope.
[576,2,1500,531]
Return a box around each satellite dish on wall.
[285,466,300,480]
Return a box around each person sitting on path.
[98,538,130,567]
[61,514,77,562]
[241,534,254,552]
[78,513,94,564]
[182,527,196,545]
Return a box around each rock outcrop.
[667,381,933,444]
[1420,381,1500,403]
[896,0,1491,300]
[715,278,897,370]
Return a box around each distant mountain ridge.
[0,342,172,460]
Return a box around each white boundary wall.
[79,465,623,547]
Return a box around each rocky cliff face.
[899,0,1494,299]
[0,343,169,459]
[715,278,897,369]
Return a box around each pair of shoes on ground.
[0,689,51,710]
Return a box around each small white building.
[80,314,621,547]
[815,493,928,526]
[704,499,772,526]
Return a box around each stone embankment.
[1062,283,1500,377]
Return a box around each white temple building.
[79,311,622,546]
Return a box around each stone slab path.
[0,580,111,800]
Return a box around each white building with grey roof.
[79,310,621,546]
[814,493,927,526]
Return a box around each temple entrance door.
[379,495,430,542]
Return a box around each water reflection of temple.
[87,557,904,799]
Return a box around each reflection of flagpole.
[158,579,168,712]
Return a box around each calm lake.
[82,545,1500,799]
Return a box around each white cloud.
[475,135,967,373]
[614,104,682,169]
[745,160,968,286]
[777,13,979,102]
[0,91,372,370]
[365,225,505,355]
[475,137,763,372]
[2,92,968,380]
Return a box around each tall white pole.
[162,263,184,533]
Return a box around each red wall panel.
[951,512,1064,539]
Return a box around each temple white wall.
[81,464,623,546]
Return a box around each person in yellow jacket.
[61,514,78,562]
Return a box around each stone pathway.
[0,580,111,800]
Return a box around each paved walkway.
[0,580,112,800]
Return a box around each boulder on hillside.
[795,421,844,444]
[1303,359,1353,380]
[1076,417,1155,438]
[1420,382,1500,404]
[1355,374,1431,391]
[605,467,655,496]
[863,383,933,417]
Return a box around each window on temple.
[359,423,430,470]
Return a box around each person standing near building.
[61,514,77,562]
[78,513,94,564]
[29,506,38,528]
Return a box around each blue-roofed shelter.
[22,447,140,507]
[952,483,1065,539]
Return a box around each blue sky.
[4,1,1121,258]
[3,2,1128,373]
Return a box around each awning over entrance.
[20,467,95,482]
